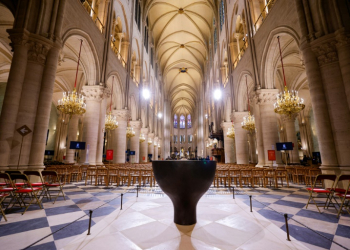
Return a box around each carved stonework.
[27,40,50,64]
[8,30,29,50]
[234,112,249,123]
[335,30,350,48]
[312,40,338,66]
[130,120,141,130]
[112,109,130,122]
[82,86,105,102]
[103,87,111,99]
[282,114,298,123]
[148,133,154,139]
[255,89,279,105]
[141,127,149,135]
[221,121,233,130]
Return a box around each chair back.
[315,174,337,182]
[5,170,21,174]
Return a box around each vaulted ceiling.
[146,0,214,116]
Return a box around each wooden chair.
[263,169,276,188]
[216,168,229,187]
[251,169,264,187]
[107,167,118,186]
[240,169,252,188]
[229,169,241,187]
[306,169,321,186]
[95,167,108,186]
[68,166,81,182]
[293,168,308,185]
[275,169,289,188]
[85,167,97,186]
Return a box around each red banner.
[268,150,276,161]
[106,149,113,160]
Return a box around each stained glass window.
[180,115,185,129]
[214,28,217,53]
[187,114,192,128]
[220,1,225,31]
[174,114,178,128]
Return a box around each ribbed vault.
[146,0,214,116]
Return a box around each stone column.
[300,41,338,167]
[0,32,29,169]
[248,132,257,164]
[256,89,282,165]
[95,88,110,165]
[235,34,241,59]
[65,115,79,164]
[282,114,300,164]
[129,120,141,163]
[335,30,350,112]
[148,133,154,161]
[221,122,235,163]
[234,112,249,164]
[312,39,350,167]
[111,109,129,163]
[28,46,61,169]
[80,86,104,165]
[121,41,129,64]
[139,128,149,162]
[153,137,159,160]
[9,40,51,168]
[253,100,265,167]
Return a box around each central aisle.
[61,194,309,250]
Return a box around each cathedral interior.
[0,0,349,249]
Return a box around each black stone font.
[152,160,216,225]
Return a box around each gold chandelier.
[241,75,256,132]
[148,139,152,145]
[139,133,145,143]
[57,40,86,116]
[158,143,160,148]
[105,76,118,131]
[226,123,235,139]
[126,124,135,139]
[274,36,305,117]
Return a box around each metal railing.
[111,40,127,68]
[254,0,277,32]
[81,0,105,33]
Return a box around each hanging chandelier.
[126,122,135,139]
[158,143,160,148]
[57,39,86,116]
[148,139,153,145]
[241,75,256,132]
[105,76,118,131]
[226,122,235,139]
[274,36,305,117]
[139,133,145,143]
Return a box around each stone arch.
[106,72,124,111]
[260,26,300,89]
[236,71,255,112]
[61,29,100,86]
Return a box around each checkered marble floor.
[0,181,349,250]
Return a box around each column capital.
[112,109,130,121]
[27,39,51,65]
[311,38,338,66]
[282,114,298,123]
[255,89,279,105]
[141,127,149,134]
[130,120,141,129]
[102,87,111,99]
[82,85,105,102]
[335,29,350,48]
[221,121,233,130]
[234,111,248,122]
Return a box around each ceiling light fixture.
[273,36,305,117]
